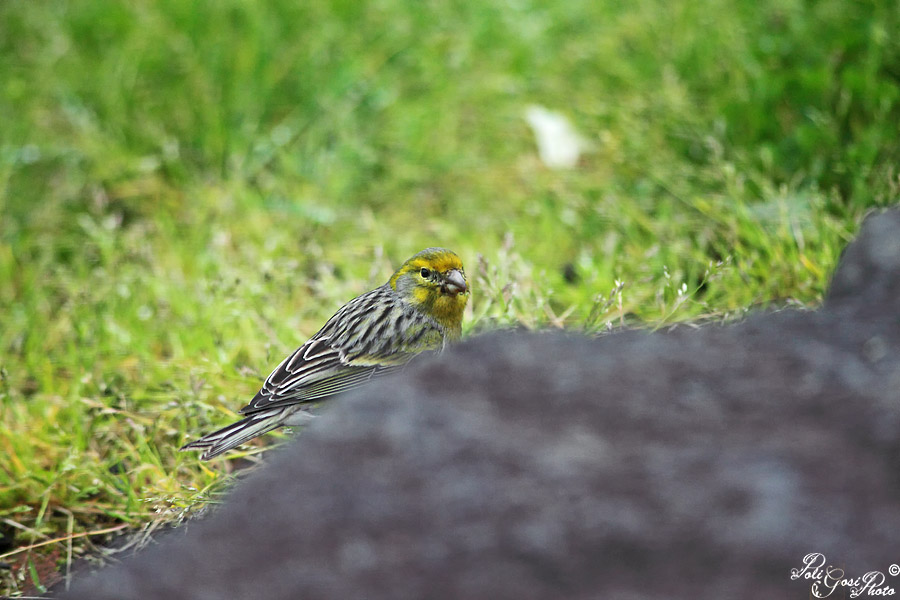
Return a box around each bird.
[181,247,469,460]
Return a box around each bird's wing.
[239,286,442,415]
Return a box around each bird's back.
[239,284,445,415]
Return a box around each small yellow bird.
[181,247,468,459]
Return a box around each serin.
[181,247,468,460]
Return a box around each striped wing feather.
[239,285,443,415]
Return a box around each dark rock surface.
[65,209,900,600]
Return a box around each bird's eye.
[420,267,431,278]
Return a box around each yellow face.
[389,247,468,337]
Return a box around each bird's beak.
[443,269,468,295]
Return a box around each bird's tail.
[180,409,286,460]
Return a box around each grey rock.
[826,208,900,315]
[65,209,900,600]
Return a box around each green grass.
[1,0,899,594]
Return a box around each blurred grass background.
[1,0,898,593]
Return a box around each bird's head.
[389,247,468,337]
